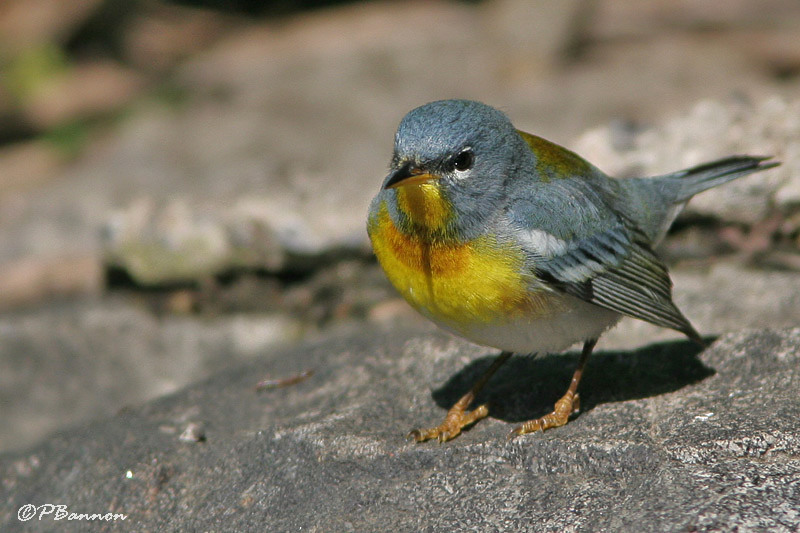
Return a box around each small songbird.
[366,99,778,442]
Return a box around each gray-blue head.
[380,100,530,239]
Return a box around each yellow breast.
[368,199,555,331]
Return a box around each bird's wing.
[518,218,701,342]
[508,130,701,341]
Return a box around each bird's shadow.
[431,337,715,423]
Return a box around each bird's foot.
[408,392,488,443]
[508,391,580,439]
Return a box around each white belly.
[436,295,621,354]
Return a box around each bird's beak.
[383,164,438,189]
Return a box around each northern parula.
[366,99,778,442]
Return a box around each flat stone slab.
[2,326,798,531]
[2,260,799,455]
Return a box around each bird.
[366,99,778,443]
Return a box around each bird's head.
[379,99,530,241]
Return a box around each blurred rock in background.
[0,0,798,455]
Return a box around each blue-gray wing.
[527,222,701,342]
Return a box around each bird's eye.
[452,149,474,172]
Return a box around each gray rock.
[573,97,800,223]
[99,95,798,284]
[4,0,798,286]
[1,259,796,457]
[0,298,302,453]
[1,326,798,532]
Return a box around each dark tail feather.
[667,156,779,203]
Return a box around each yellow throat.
[368,182,544,330]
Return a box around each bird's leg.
[509,338,597,438]
[409,351,513,443]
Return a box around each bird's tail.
[663,155,779,203]
[625,155,779,245]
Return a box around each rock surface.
[0,297,303,453]
[2,1,799,286]
[2,259,799,455]
[573,97,800,223]
[1,1,799,530]
[1,326,798,532]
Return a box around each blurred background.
[1,0,799,453]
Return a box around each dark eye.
[452,149,474,171]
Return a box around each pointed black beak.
[383,163,414,189]
[383,163,437,190]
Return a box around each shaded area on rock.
[1,327,798,531]
[432,338,712,425]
